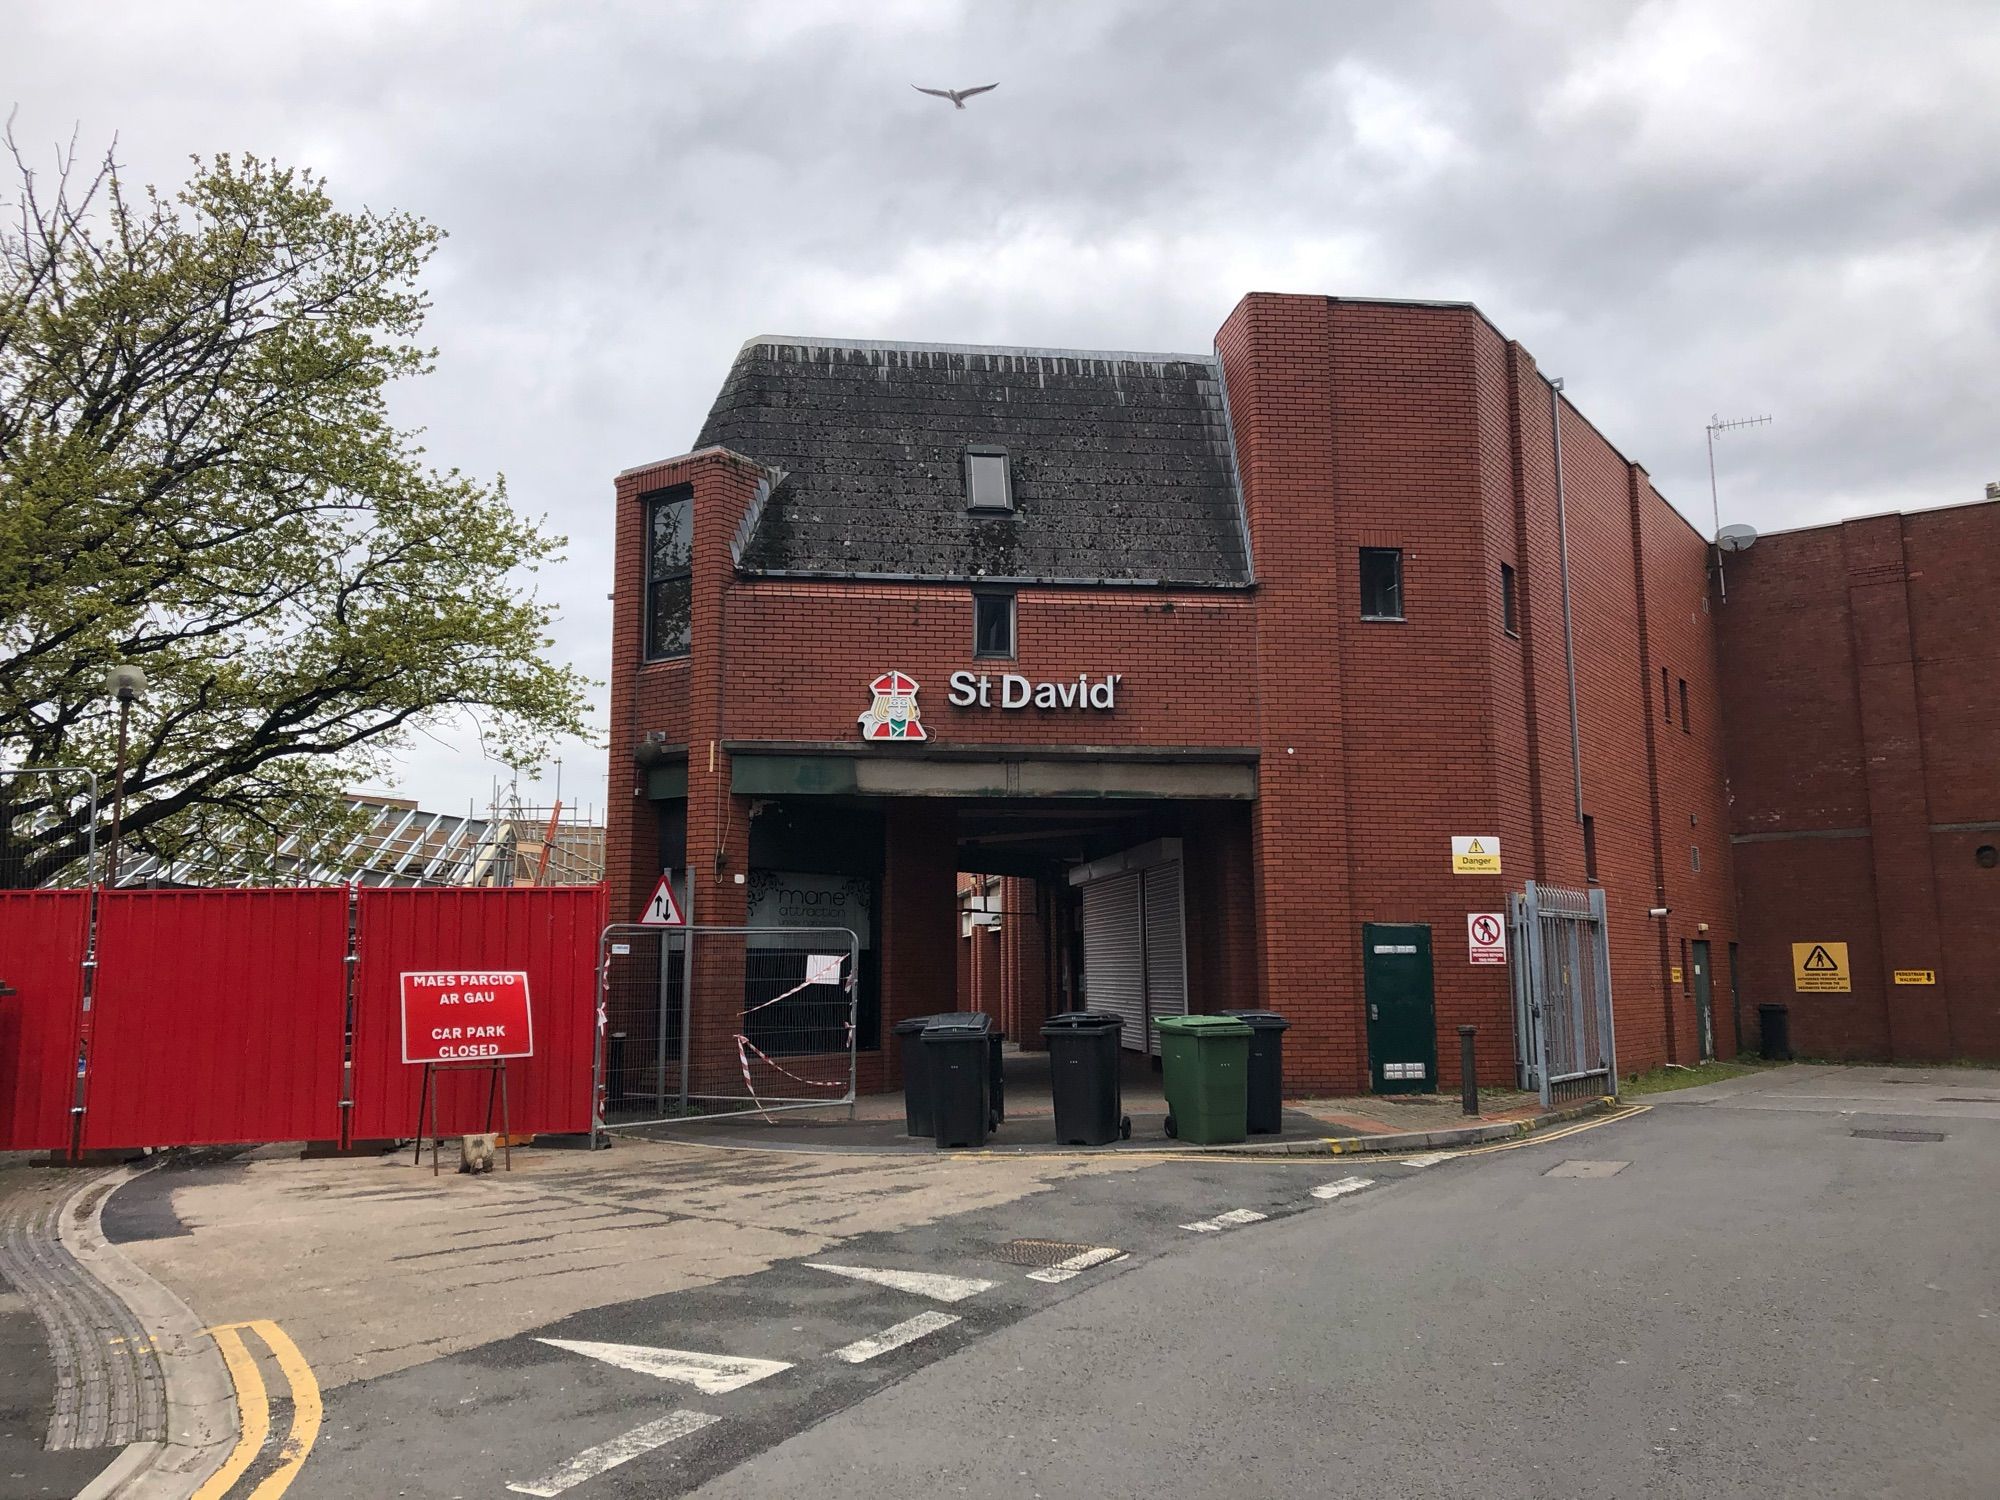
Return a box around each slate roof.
[694,337,1251,587]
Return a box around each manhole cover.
[1544,1159,1629,1178]
[994,1238,1103,1267]
[1850,1128,1945,1142]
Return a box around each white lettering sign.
[947,671,1121,711]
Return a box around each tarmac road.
[691,1069,2000,1500]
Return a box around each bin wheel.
[1163,1114,1177,1139]
[1119,1116,1132,1140]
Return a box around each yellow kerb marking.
[194,1326,268,1500]
[196,1320,323,1498]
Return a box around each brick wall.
[1719,502,2000,1061]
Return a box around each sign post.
[400,970,534,1175]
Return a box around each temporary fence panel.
[85,889,349,1149]
[347,885,604,1142]
[0,890,91,1150]
[599,923,860,1126]
[1509,881,1617,1108]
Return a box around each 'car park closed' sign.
[400,971,534,1063]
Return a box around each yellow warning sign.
[1792,942,1851,993]
[1670,966,1683,984]
[1451,835,1502,875]
[1893,969,1937,986]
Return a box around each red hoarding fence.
[84,889,349,1150]
[347,887,603,1143]
[0,890,90,1151]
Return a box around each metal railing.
[1510,881,1618,1107]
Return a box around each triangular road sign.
[537,1338,788,1393]
[639,871,684,927]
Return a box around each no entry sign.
[400,971,534,1063]
[1467,913,1507,965]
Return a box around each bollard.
[1458,1026,1479,1116]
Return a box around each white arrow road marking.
[1311,1176,1375,1200]
[1401,1151,1459,1167]
[1181,1208,1268,1233]
[830,1311,961,1364]
[506,1409,719,1497]
[1026,1247,1126,1284]
[803,1263,997,1302]
[537,1339,791,1394]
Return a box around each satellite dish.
[1715,523,1759,552]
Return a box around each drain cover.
[994,1238,1103,1267]
[1544,1159,1629,1178]
[1851,1128,1945,1142]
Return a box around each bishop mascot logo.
[858,670,928,741]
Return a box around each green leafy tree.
[0,131,590,887]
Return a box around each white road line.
[1181,1208,1269,1233]
[804,1263,997,1303]
[1026,1247,1126,1284]
[506,1409,719,1496]
[1310,1175,1375,1200]
[830,1311,961,1364]
[1400,1151,1460,1167]
[537,1338,791,1394]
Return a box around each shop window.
[1359,547,1404,620]
[973,589,1016,659]
[965,446,1012,512]
[1500,562,1519,636]
[1582,813,1599,882]
[644,487,692,660]
[1679,677,1691,733]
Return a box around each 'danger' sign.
[400,970,534,1064]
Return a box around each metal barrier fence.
[1509,881,1618,1108]
[0,767,99,889]
[597,923,860,1127]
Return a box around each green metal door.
[1691,939,1715,1060]
[1363,923,1437,1095]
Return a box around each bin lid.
[1217,1009,1291,1032]
[1153,1013,1252,1036]
[921,1011,994,1036]
[892,1013,952,1036]
[1041,1010,1124,1035]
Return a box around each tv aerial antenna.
[1707,413,1771,602]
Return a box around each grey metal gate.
[1509,882,1617,1107]
[595,922,861,1128]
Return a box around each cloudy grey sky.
[12,0,1998,816]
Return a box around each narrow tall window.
[1359,548,1404,620]
[1662,666,1672,723]
[644,487,693,660]
[1582,813,1599,882]
[965,446,1013,512]
[1691,843,1701,873]
[1679,677,1691,733]
[973,589,1016,659]
[1500,562,1519,636]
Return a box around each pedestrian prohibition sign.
[640,870,685,927]
[1467,912,1507,965]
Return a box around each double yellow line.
[195,1320,322,1499]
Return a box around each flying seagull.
[913,83,999,109]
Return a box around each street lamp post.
[102,664,147,888]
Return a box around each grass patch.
[1618,1058,1777,1097]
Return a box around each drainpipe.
[1550,377,1584,824]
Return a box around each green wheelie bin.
[1153,1013,1252,1145]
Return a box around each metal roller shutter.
[1142,862,1188,1055]
[1080,870,1145,1052]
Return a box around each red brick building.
[1717,502,2000,1063]
[603,291,1987,1104]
